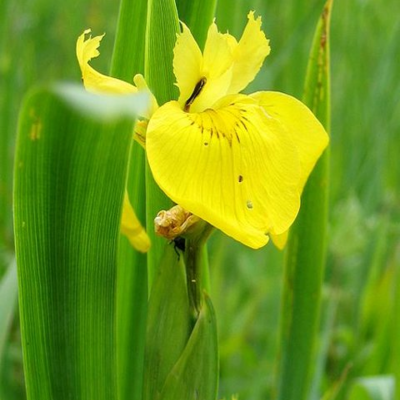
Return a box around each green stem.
[184,224,214,319]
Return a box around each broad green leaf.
[110,1,149,399]
[175,0,217,48]
[14,85,148,400]
[348,376,394,400]
[159,294,218,400]
[144,0,179,287]
[276,2,332,400]
[0,261,17,362]
[143,244,191,400]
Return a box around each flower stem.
[184,223,214,319]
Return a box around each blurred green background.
[0,0,399,399]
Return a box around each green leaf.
[143,244,192,400]
[348,376,394,400]
[159,294,218,400]
[0,261,17,362]
[116,157,148,400]
[144,0,179,287]
[276,2,333,400]
[13,85,148,400]
[110,1,149,398]
[145,0,179,105]
[175,0,217,48]
[111,0,147,78]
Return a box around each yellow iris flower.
[76,12,328,251]
[146,12,329,249]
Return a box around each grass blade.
[276,2,333,400]
[0,261,17,362]
[348,376,394,400]
[394,246,400,400]
[110,1,149,398]
[144,0,179,287]
[14,85,147,400]
[111,0,147,78]
[175,0,217,48]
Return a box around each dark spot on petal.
[238,175,243,183]
[246,200,253,209]
[204,142,209,146]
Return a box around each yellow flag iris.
[76,12,328,251]
[76,29,150,252]
[146,12,329,249]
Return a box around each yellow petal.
[251,91,329,191]
[174,22,234,113]
[191,22,234,112]
[121,192,150,252]
[146,95,301,249]
[134,74,159,118]
[76,29,137,94]
[270,231,289,250]
[252,91,329,250]
[227,11,271,94]
[174,23,203,109]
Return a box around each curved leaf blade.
[14,85,147,400]
[159,294,218,400]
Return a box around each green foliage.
[276,2,332,400]
[143,245,218,400]
[159,295,218,400]
[175,0,217,48]
[0,262,17,362]
[13,86,147,399]
[144,0,178,286]
[348,376,394,400]
[0,0,398,399]
[143,245,192,400]
[110,1,149,398]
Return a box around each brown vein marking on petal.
[184,77,207,112]
[188,105,249,147]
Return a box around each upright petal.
[174,23,203,109]
[190,23,233,112]
[173,22,234,113]
[121,192,150,252]
[146,95,301,249]
[76,29,137,94]
[189,22,234,112]
[227,11,271,94]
